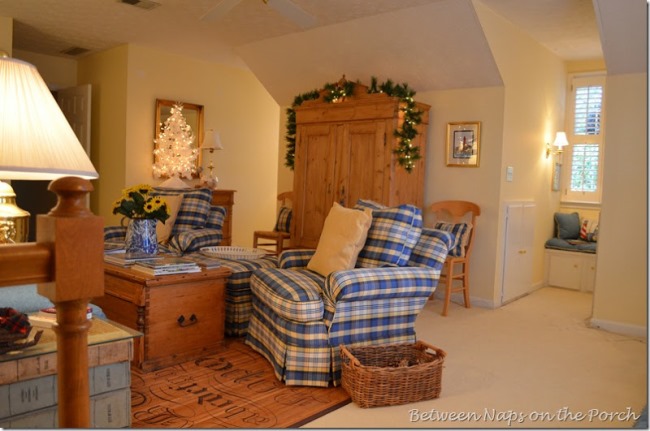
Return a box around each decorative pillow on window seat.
[307,203,372,277]
[579,218,599,242]
[554,212,581,240]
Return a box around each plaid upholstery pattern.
[326,267,440,303]
[408,228,454,270]
[274,206,292,233]
[168,228,222,253]
[251,268,325,322]
[104,226,126,242]
[354,199,386,210]
[153,187,213,235]
[245,225,450,386]
[356,204,423,268]
[246,299,331,386]
[434,221,472,257]
[206,205,226,230]
[278,249,315,269]
[193,255,277,337]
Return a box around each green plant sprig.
[285,77,423,172]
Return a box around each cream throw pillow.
[307,203,373,277]
[156,194,183,243]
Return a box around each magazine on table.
[181,253,223,269]
[131,264,202,276]
[104,252,165,267]
[134,256,199,270]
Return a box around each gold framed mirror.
[154,99,204,178]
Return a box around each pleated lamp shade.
[0,57,98,180]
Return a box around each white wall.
[591,73,647,335]
[473,0,567,305]
[77,44,281,246]
[417,86,505,306]
[13,49,78,90]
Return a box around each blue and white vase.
[125,218,158,255]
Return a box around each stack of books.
[131,257,201,276]
[104,252,164,267]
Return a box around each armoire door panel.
[292,124,336,248]
[292,93,430,249]
[335,121,387,207]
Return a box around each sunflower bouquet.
[112,184,170,223]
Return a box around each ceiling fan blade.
[266,0,317,29]
[201,0,243,21]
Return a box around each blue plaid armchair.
[104,187,226,254]
[244,202,453,387]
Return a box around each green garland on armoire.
[284,77,424,173]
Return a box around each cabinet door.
[501,202,536,303]
[548,254,583,290]
[292,123,337,248]
[335,121,387,207]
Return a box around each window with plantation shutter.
[573,86,602,136]
[562,74,606,204]
[570,144,599,192]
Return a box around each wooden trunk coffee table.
[95,264,232,371]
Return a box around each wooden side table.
[95,265,232,371]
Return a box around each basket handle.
[415,340,447,360]
[339,344,361,368]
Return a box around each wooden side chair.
[428,200,481,316]
[253,192,293,255]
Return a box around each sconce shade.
[0,57,98,180]
[552,132,569,149]
[202,129,224,151]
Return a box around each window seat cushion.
[545,237,597,254]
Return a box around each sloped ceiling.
[0,0,646,106]
[593,0,648,75]
[237,0,502,105]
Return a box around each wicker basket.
[200,246,269,260]
[340,341,446,408]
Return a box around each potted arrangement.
[112,184,170,255]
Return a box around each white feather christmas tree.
[152,103,198,180]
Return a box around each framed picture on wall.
[446,121,481,167]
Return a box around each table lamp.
[201,128,223,188]
[0,55,98,242]
[0,54,102,428]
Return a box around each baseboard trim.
[589,318,647,338]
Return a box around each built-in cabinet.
[291,91,430,248]
[501,202,536,304]
[544,249,596,292]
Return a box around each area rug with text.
[130,338,350,428]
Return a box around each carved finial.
[47,177,94,217]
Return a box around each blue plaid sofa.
[244,203,453,387]
[104,187,226,254]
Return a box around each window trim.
[561,73,606,204]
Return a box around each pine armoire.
[291,83,431,249]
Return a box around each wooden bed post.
[0,177,103,428]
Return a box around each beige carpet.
[305,287,647,429]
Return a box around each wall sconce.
[546,132,569,158]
